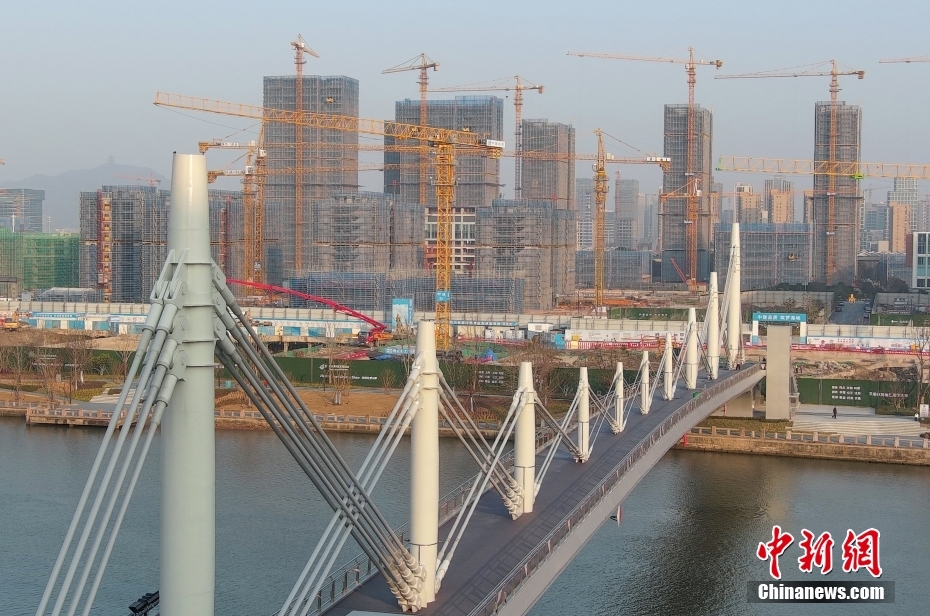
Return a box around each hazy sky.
[2,0,928,206]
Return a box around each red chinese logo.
[758,526,882,579]
[841,528,882,578]
[757,525,794,579]
[798,529,834,574]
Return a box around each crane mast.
[430,75,542,198]
[154,92,503,349]
[382,53,440,205]
[593,130,608,309]
[715,59,864,283]
[290,34,319,273]
[568,48,721,289]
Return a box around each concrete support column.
[614,361,624,432]
[640,352,651,415]
[161,154,215,616]
[577,367,590,462]
[765,325,792,420]
[727,222,742,369]
[685,308,698,389]
[411,320,439,604]
[707,272,720,379]
[663,333,674,400]
[514,362,535,514]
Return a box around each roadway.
[327,366,756,616]
[827,300,867,325]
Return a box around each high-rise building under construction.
[385,96,503,207]
[811,101,861,284]
[263,75,359,280]
[615,177,639,249]
[520,119,575,210]
[660,104,714,282]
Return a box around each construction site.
[0,228,78,297]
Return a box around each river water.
[2,418,927,616]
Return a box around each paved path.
[326,368,753,616]
[793,404,925,437]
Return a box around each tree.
[65,332,94,403]
[908,326,930,410]
[115,335,136,379]
[379,367,398,394]
[513,336,561,406]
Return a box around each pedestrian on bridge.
[833,407,837,420]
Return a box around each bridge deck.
[328,368,745,616]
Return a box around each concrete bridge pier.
[411,320,439,605]
[577,367,590,462]
[764,325,792,420]
[514,362,536,514]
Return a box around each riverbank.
[675,425,930,466]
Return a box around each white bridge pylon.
[35,155,745,616]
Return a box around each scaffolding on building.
[0,229,79,297]
[715,223,813,291]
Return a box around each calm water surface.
[2,418,928,615]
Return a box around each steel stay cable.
[67,341,180,616]
[34,316,156,616]
[295,392,424,616]
[535,389,583,490]
[214,283,412,566]
[211,337,414,595]
[437,374,521,492]
[80,358,183,616]
[535,395,582,458]
[286,382,424,615]
[436,389,518,505]
[470,368,760,616]
[437,400,517,510]
[48,300,180,616]
[214,307,411,571]
[35,253,179,616]
[437,390,530,584]
[215,348,415,601]
[436,388,527,570]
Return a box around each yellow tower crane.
[430,76,543,199]
[569,48,722,289]
[291,34,319,272]
[715,60,864,284]
[382,53,440,205]
[154,92,503,348]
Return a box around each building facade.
[520,119,575,210]
[615,176,639,249]
[888,176,919,230]
[575,178,594,250]
[0,229,78,297]
[715,223,813,290]
[263,74,360,278]
[79,186,240,302]
[0,188,44,232]
[764,176,795,224]
[661,104,714,282]
[811,101,862,284]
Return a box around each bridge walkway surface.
[327,365,763,616]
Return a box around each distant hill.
[0,159,168,229]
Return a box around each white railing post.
[727,222,742,369]
[640,352,651,415]
[614,362,625,433]
[577,367,590,462]
[685,308,698,389]
[411,320,439,604]
[161,154,215,616]
[514,362,535,514]
[663,333,674,400]
[707,271,720,379]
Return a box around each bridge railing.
[689,426,930,449]
[469,365,763,616]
